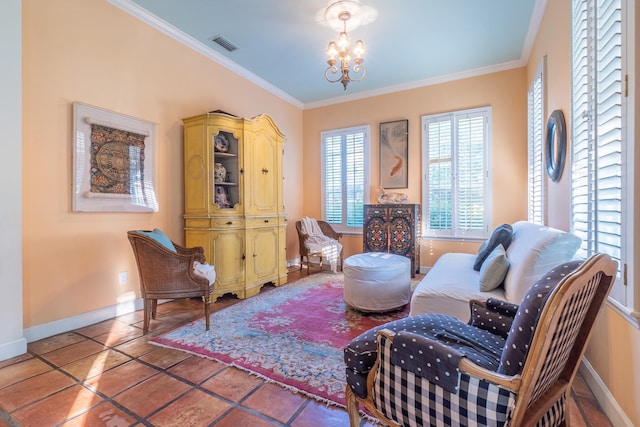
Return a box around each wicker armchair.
[295,219,343,275]
[345,253,617,427]
[127,230,213,334]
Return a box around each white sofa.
[409,221,581,321]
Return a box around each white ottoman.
[343,252,411,312]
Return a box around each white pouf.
[343,252,411,312]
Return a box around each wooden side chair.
[345,253,617,427]
[127,229,213,334]
[295,219,343,274]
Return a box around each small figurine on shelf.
[215,186,231,208]
[214,134,230,152]
[377,187,409,204]
[214,162,226,183]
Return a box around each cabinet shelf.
[214,152,237,158]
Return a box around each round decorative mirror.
[545,109,567,182]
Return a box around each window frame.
[421,107,492,241]
[570,0,638,323]
[320,124,370,235]
[527,57,546,225]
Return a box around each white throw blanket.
[193,261,216,285]
[301,216,343,273]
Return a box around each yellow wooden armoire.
[182,112,287,299]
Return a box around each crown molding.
[303,59,526,109]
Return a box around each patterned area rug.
[151,272,412,407]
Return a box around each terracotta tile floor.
[0,267,612,426]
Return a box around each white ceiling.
[110,0,542,108]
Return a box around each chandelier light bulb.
[327,41,338,58]
[338,32,349,49]
[353,40,365,58]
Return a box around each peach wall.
[527,0,572,231]
[527,1,640,425]
[303,69,529,266]
[22,0,303,328]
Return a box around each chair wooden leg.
[143,298,152,334]
[203,295,211,331]
[151,299,158,319]
[345,385,361,427]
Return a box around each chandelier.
[324,1,367,90]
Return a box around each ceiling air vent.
[210,35,238,52]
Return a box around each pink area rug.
[150,272,410,407]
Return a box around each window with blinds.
[321,125,369,230]
[422,107,491,239]
[528,59,545,224]
[570,0,626,303]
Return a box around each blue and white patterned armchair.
[344,253,616,427]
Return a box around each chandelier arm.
[349,65,366,82]
[325,66,344,83]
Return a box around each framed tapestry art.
[379,119,408,189]
[72,102,158,212]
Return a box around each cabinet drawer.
[211,217,244,229]
[246,217,278,228]
[184,218,210,228]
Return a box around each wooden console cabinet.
[183,112,287,299]
[363,204,421,277]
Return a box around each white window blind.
[321,126,369,230]
[527,61,545,224]
[571,0,625,301]
[422,108,491,239]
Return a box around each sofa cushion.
[498,260,582,375]
[474,224,513,271]
[503,221,581,304]
[479,244,510,291]
[410,253,506,322]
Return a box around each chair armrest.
[174,242,207,264]
[459,358,522,392]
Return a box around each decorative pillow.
[479,244,510,292]
[136,228,176,252]
[497,260,583,375]
[474,224,513,271]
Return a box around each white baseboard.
[579,358,633,427]
[286,257,301,268]
[23,298,144,343]
[0,337,27,361]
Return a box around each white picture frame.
[72,102,158,212]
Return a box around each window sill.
[607,298,640,329]
[337,229,363,237]
[421,236,486,243]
